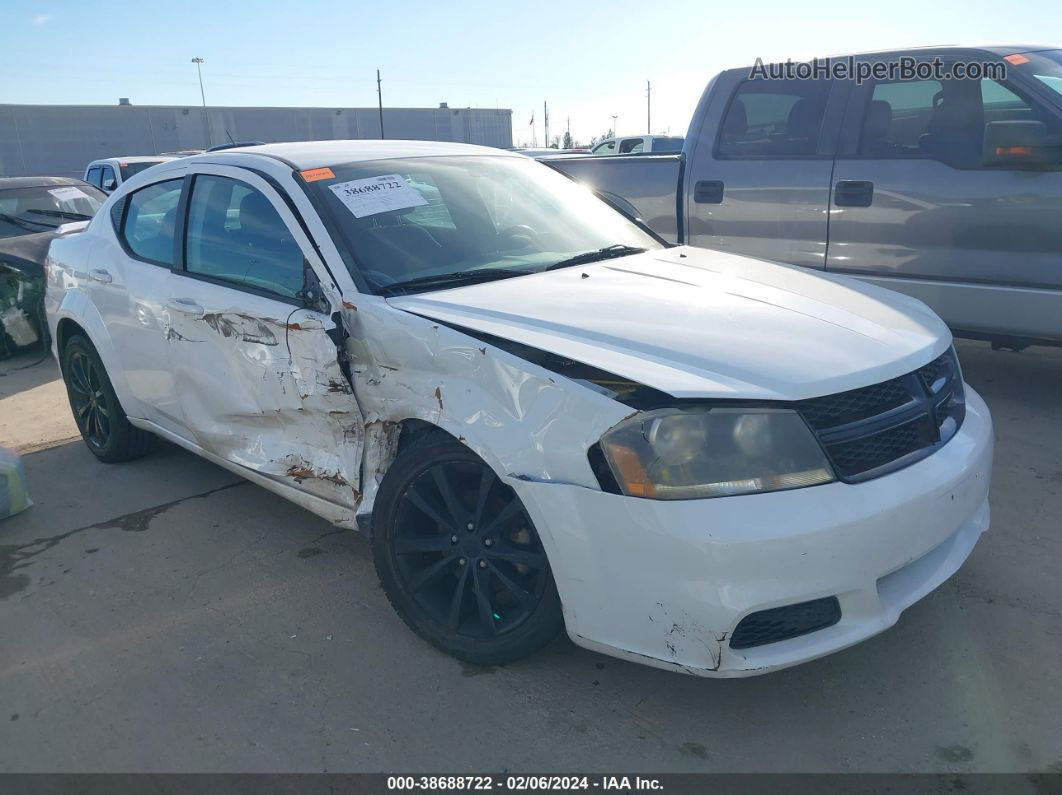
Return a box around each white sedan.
[45,141,992,676]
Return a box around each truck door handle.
[166,298,205,317]
[89,268,113,284]
[694,180,724,204]
[834,180,874,207]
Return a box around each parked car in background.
[0,177,105,359]
[46,140,991,677]
[514,147,590,157]
[547,45,1062,348]
[83,156,177,193]
[590,135,684,155]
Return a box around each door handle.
[89,268,113,284]
[834,180,874,207]
[166,298,205,317]
[693,180,724,204]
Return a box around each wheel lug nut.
[458,558,466,566]
[450,535,459,544]
[484,538,493,547]
[478,560,487,569]
[466,522,474,531]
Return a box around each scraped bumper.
[512,386,993,677]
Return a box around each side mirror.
[983,120,1054,167]
[102,179,117,192]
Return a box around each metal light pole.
[611,115,617,136]
[647,80,651,134]
[191,57,210,147]
[377,69,385,139]
[191,57,207,107]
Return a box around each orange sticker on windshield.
[300,167,335,182]
[1004,54,1030,65]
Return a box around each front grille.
[730,597,841,650]
[798,348,965,482]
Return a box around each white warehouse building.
[0,102,514,178]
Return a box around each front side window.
[86,167,103,188]
[121,179,183,265]
[592,140,616,154]
[718,77,831,157]
[307,155,661,294]
[859,76,1057,166]
[184,175,305,299]
[0,184,105,240]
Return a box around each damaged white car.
[45,141,993,676]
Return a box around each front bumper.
[512,386,993,677]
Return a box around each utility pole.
[647,80,651,134]
[543,101,549,148]
[611,115,618,136]
[377,69,385,139]
[191,57,209,146]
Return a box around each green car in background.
[0,177,106,360]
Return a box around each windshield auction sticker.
[48,186,88,203]
[327,174,428,218]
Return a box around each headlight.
[599,407,834,499]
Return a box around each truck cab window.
[717,78,831,157]
[859,77,1056,167]
[619,138,644,154]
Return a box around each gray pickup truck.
[547,45,1062,348]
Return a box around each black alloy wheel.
[373,437,563,664]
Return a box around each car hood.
[387,246,951,401]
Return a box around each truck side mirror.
[983,120,1054,167]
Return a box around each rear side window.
[717,78,831,157]
[652,137,684,152]
[120,179,183,265]
[99,165,117,190]
[183,175,305,299]
[619,138,644,154]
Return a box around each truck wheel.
[373,437,563,665]
[61,335,155,463]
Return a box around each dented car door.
[164,165,363,513]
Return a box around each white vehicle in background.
[590,134,684,155]
[83,156,177,193]
[46,140,991,677]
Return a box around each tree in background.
[562,131,574,149]
[589,129,614,145]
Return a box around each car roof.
[0,176,96,190]
[180,139,521,170]
[731,43,1058,67]
[89,156,176,165]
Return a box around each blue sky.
[4,0,1061,145]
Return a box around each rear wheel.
[61,334,155,463]
[373,437,563,665]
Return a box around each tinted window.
[718,78,831,157]
[652,137,684,152]
[100,165,117,189]
[120,161,166,179]
[121,179,183,265]
[859,77,1055,166]
[184,175,305,299]
[86,166,103,187]
[619,138,644,154]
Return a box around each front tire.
[61,334,155,463]
[373,437,563,665]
